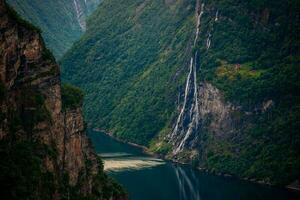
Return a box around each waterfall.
[206,33,211,49]
[215,10,219,22]
[193,51,199,125]
[194,3,205,46]
[206,10,219,50]
[170,2,205,154]
[73,0,86,30]
[171,58,194,139]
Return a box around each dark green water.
[88,130,300,200]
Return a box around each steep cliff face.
[0,1,126,199]
[7,0,101,58]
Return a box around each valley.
[2,0,300,199]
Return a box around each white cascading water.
[215,10,219,22]
[206,33,211,49]
[206,10,218,50]
[170,2,204,154]
[73,0,86,30]
[171,57,194,138]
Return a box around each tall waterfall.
[206,10,219,50]
[169,1,204,154]
[73,0,86,30]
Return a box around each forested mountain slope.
[7,0,101,58]
[62,0,195,143]
[61,0,300,186]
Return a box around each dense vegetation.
[61,83,85,111]
[0,139,127,200]
[61,0,300,185]
[193,0,300,185]
[0,140,57,199]
[7,0,100,58]
[61,0,196,144]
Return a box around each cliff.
[0,1,126,199]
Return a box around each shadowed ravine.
[88,130,300,200]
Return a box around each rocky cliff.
[0,1,126,199]
[7,0,101,58]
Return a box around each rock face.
[197,83,234,138]
[62,107,100,192]
[0,1,126,199]
[167,82,237,162]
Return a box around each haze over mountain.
[7,0,101,58]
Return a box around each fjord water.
[88,130,299,200]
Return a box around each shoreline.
[92,128,300,193]
[92,128,157,157]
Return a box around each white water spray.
[73,0,86,30]
[171,2,205,154]
[171,58,194,138]
[206,33,211,49]
[215,10,219,22]
[206,10,219,50]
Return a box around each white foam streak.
[171,57,194,139]
[206,33,211,49]
[174,166,201,200]
[73,0,86,30]
[171,3,204,154]
[215,10,219,22]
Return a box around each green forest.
[7,0,93,58]
[61,0,300,185]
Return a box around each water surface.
[88,130,300,200]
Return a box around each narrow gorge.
[1,0,299,199]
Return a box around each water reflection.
[88,130,300,200]
[174,166,201,200]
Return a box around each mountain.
[7,0,101,58]
[61,0,300,186]
[0,1,126,199]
